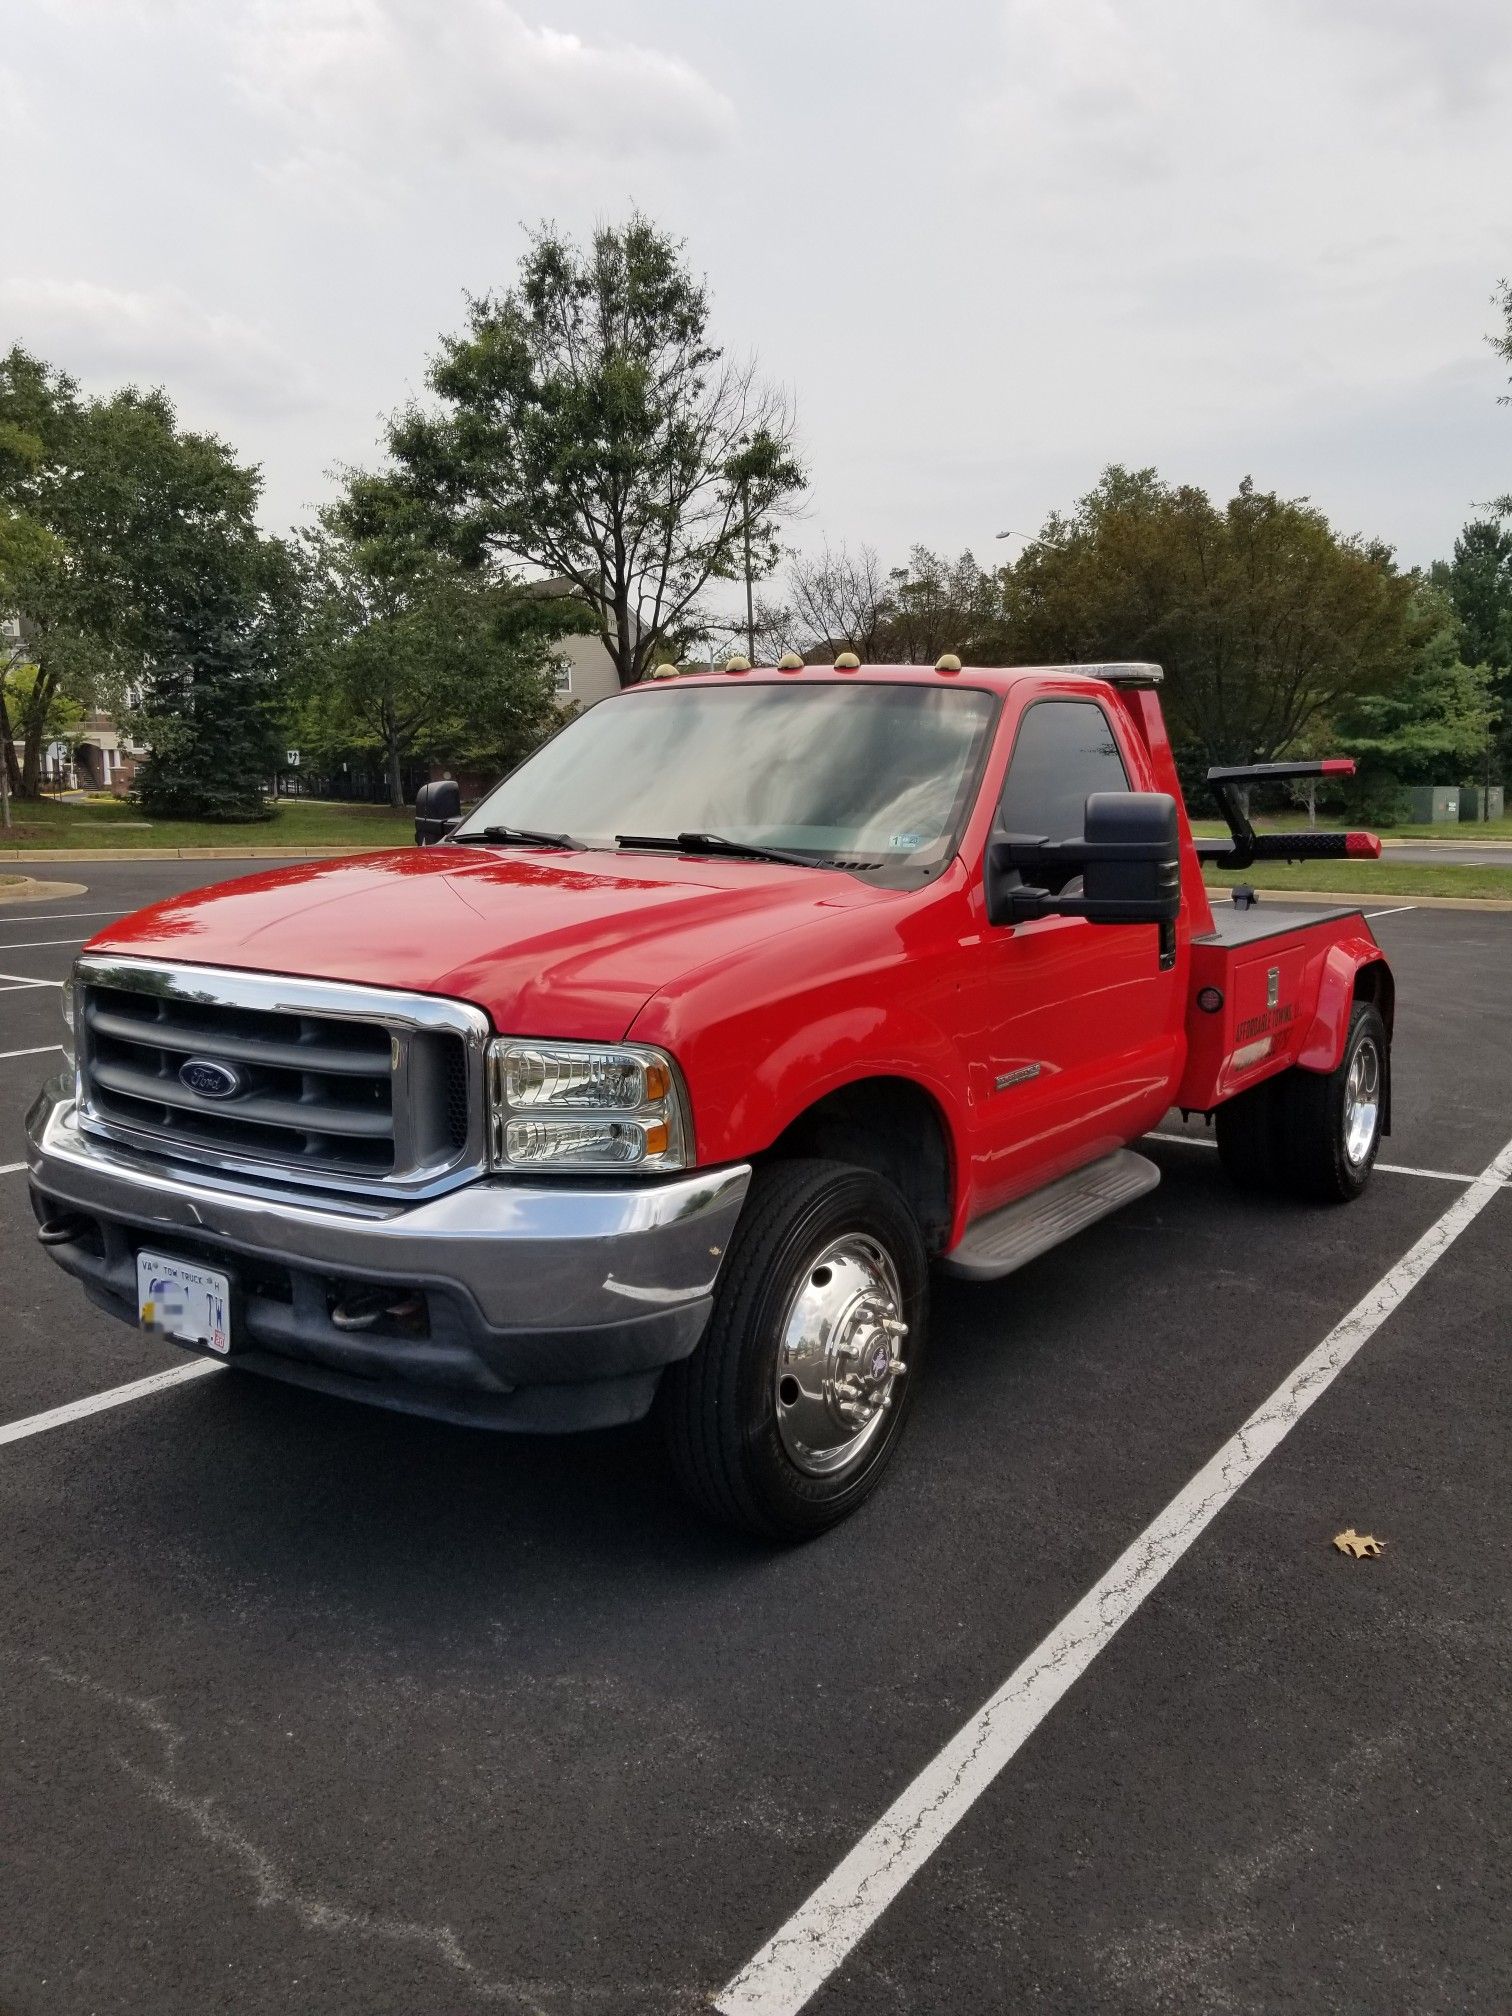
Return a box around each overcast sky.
[5,0,1509,580]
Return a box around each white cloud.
[1278,0,1512,115]
[0,278,319,419]
[232,0,736,185]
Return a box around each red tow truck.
[27,658,1393,1537]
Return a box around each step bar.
[940,1149,1161,1283]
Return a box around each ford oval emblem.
[179,1057,245,1100]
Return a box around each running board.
[940,1149,1161,1282]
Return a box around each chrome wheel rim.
[1343,1035,1381,1167]
[774,1233,908,1479]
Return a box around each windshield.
[455,681,997,875]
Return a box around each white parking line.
[0,971,63,988]
[0,909,119,923]
[0,1045,64,1061]
[717,1129,1512,2016]
[0,1161,24,1177]
[1364,906,1417,919]
[1146,1133,1504,1186]
[0,935,86,949]
[0,1360,222,1448]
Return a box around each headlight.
[61,975,77,1065]
[487,1039,692,1173]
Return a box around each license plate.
[137,1251,232,1355]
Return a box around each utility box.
[1405,786,1460,823]
[1459,785,1505,822]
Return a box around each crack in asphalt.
[12,1653,692,2015]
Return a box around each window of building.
[552,663,572,696]
[998,698,1131,844]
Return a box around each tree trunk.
[386,718,404,809]
[0,689,19,800]
[614,583,636,686]
[16,660,60,800]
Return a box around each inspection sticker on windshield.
[137,1252,232,1354]
[889,833,925,849]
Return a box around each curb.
[0,875,90,906]
[1378,837,1512,851]
[0,846,395,863]
[1203,884,1512,913]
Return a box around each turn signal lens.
[487,1039,691,1174]
[60,976,77,1064]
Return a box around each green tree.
[989,467,1419,767]
[1333,584,1493,811]
[0,346,288,815]
[1432,518,1512,778]
[120,402,294,820]
[0,348,96,798]
[724,427,808,663]
[294,495,573,805]
[877,547,997,664]
[369,216,807,688]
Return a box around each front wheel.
[659,1159,929,1540]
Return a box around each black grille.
[82,982,397,1178]
[442,1039,470,1153]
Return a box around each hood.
[85,845,884,1039]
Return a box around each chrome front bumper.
[26,1079,751,1431]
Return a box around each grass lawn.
[1204,860,1512,901]
[0,797,415,852]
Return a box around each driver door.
[966,695,1183,1212]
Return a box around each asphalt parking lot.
[2,861,1510,2016]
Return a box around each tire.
[1214,1075,1283,1190]
[1276,1000,1387,1203]
[659,1158,930,1541]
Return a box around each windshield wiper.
[616,830,823,869]
[452,824,585,850]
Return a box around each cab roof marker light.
[834,652,861,671]
[777,652,805,672]
[935,653,963,674]
[724,654,752,675]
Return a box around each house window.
[552,663,572,696]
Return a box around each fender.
[717,1005,965,1167]
[1296,938,1392,1074]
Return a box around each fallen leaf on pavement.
[1333,1528,1385,1559]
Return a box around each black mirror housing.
[1078,791,1182,922]
[414,778,462,847]
[986,790,1182,928]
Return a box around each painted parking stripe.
[0,1360,222,1448]
[1364,906,1417,919]
[0,971,63,988]
[0,1161,24,1176]
[0,910,120,922]
[0,935,86,949]
[1146,1133,1505,1186]
[717,1129,1512,2016]
[0,1045,64,1061]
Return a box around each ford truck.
[25,657,1394,1538]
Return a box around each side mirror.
[414,778,462,847]
[986,790,1182,928]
